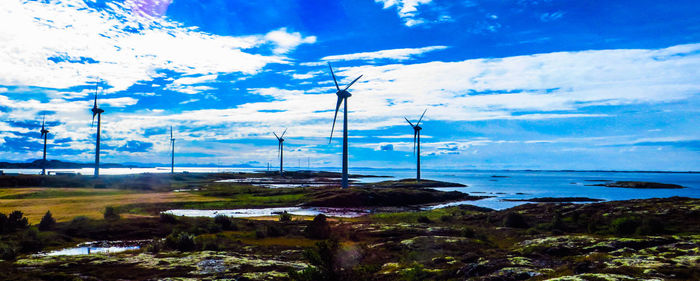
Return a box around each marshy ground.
[0,172,697,280]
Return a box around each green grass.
[368,207,464,224]
[0,189,133,199]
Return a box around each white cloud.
[291,70,324,80]
[1,43,699,165]
[264,28,317,55]
[179,98,199,105]
[321,46,448,62]
[0,0,314,92]
[540,11,565,22]
[376,0,434,27]
[101,97,138,107]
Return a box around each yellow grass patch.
[0,188,226,223]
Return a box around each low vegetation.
[0,173,696,280]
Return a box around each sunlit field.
[0,187,225,223]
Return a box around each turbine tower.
[40,116,50,176]
[169,126,175,174]
[273,129,287,176]
[327,63,363,189]
[91,84,105,178]
[405,109,427,181]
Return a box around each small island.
[592,181,686,189]
[503,197,604,202]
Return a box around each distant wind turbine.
[327,62,363,189]
[273,129,287,176]
[91,84,105,178]
[169,126,175,174]
[40,116,50,175]
[405,109,427,181]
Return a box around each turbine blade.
[329,96,343,144]
[278,142,281,159]
[328,62,340,91]
[281,128,287,138]
[170,126,173,140]
[93,86,98,108]
[273,132,279,140]
[413,130,417,155]
[404,117,414,127]
[416,108,427,125]
[343,75,363,91]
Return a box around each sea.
[2,167,698,210]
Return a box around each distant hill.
[0,160,141,169]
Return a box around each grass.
[0,188,135,199]
[0,187,226,223]
[198,231,318,247]
[368,206,469,224]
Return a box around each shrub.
[551,212,564,230]
[305,214,331,239]
[265,224,287,237]
[18,228,44,252]
[64,216,92,237]
[196,235,222,251]
[38,211,56,231]
[400,263,431,281]
[417,215,432,224]
[103,206,120,220]
[440,215,454,222]
[280,211,292,222]
[503,212,528,228]
[214,214,236,230]
[289,239,340,281]
[4,211,29,232]
[461,227,476,238]
[159,213,178,224]
[0,213,7,234]
[0,242,17,260]
[610,216,640,235]
[637,217,664,235]
[145,240,164,253]
[255,228,267,239]
[165,232,196,251]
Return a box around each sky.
[0,0,699,171]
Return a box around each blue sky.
[0,0,699,171]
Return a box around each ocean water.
[3,167,698,210]
[351,168,700,209]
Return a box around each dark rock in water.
[594,181,686,189]
[491,175,510,178]
[303,187,488,207]
[503,197,604,202]
[363,178,466,188]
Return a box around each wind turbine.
[40,116,49,175]
[327,63,363,189]
[273,129,287,176]
[169,126,175,174]
[405,109,427,181]
[91,84,105,178]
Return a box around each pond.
[37,240,148,256]
[163,206,371,218]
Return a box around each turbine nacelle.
[40,118,49,137]
[405,109,428,155]
[328,62,363,143]
[336,90,351,99]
